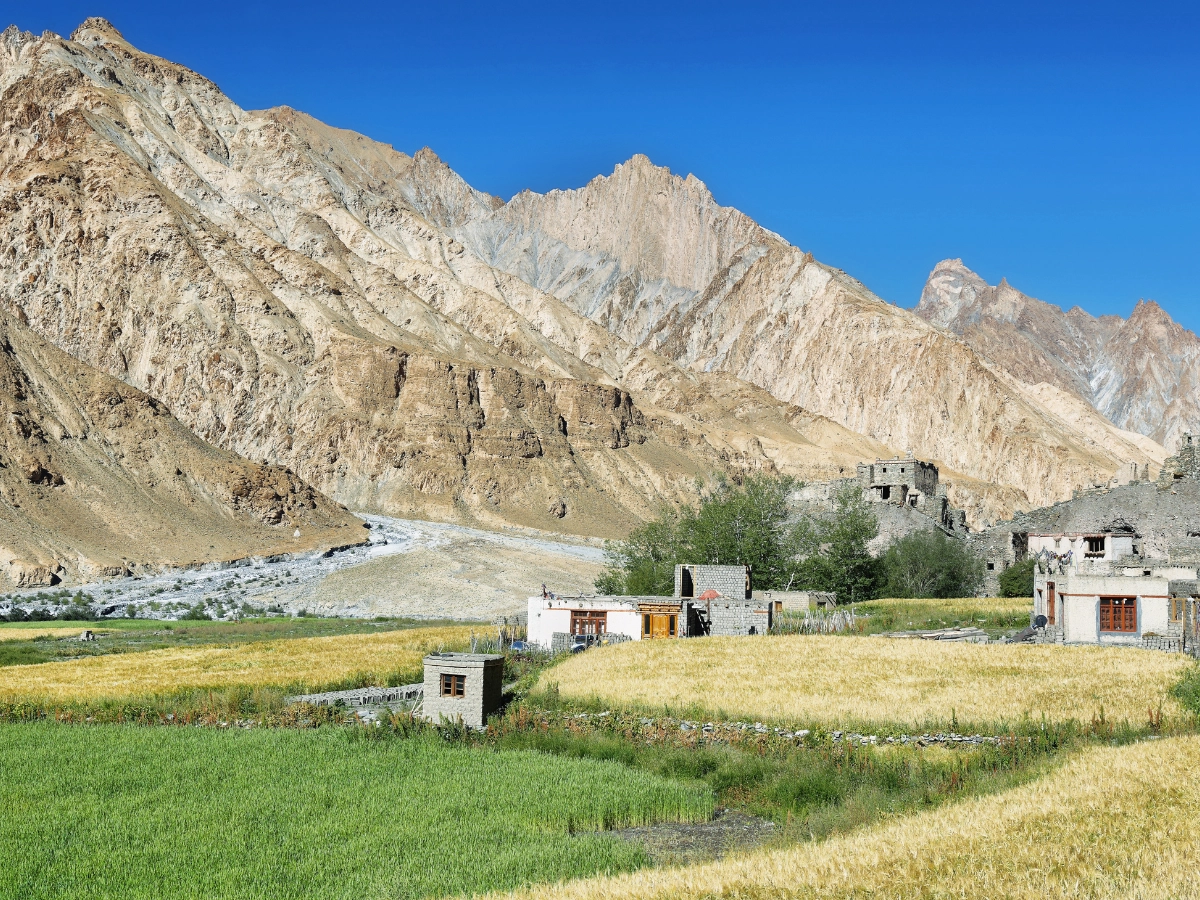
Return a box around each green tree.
[878,529,986,598]
[792,485,883,602]
[998,556,1036,598]
[594,475,806,595]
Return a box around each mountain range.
[0,17,1193,582]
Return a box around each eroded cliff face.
[916,259,1200,452]
[0,307,360,587]
[409,154,1165,519]
[0,19,886,539]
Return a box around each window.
[987,562,995,571]
[1100,598,1137,633]
[570,610,607,636]
[642,613,651,637]
[1170,598,1184,624]
[668,615,677,637]
[440,673,465,697]
[680,566,694,598]
[1085,536,1106,558]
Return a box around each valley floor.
[4,516,606,622]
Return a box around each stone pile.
[874,626,989,643]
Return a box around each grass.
[545,635,1192,731]
[507,734,1200,900]
[0,626,476,703]
[488,703,1069,845]
[854,596,1031,636]
[0,723,713,900]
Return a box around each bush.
[179,604,212,621]
[879,530,985,599]
[998,557,1036,598]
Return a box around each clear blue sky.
[12,1,1200,330]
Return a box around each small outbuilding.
[422,652,504,730]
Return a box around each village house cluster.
[527,564,774,650]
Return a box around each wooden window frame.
[1099,597,1137,633]
[440,673,465,697]
[570,610,607,636]
[1084,536,1106,558]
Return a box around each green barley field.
[0,724,713,900]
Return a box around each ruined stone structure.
[1158,433,1200,487]
[855,453,963,532]
[421,653,505,730]
[858,454,939,508]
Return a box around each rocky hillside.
[0,308,361,587]
[916,259,1200,452]
[0,19,889,540]
[404,155,1166,521]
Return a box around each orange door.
[650,614,671,639]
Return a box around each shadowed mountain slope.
[0,308,361,587]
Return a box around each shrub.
[879,530,986,599]
[179,604,212,621]
[999,557,1037,598]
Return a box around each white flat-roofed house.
[1031,531,1194,652]
[527,594,682,651]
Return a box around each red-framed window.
[1100,597,1137,633]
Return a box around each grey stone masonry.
[1158,433,1200,487]
[705,600,772,636]
[674,564,751,600]
[422,653,504,730]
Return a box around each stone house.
[1031,531,1198,652]
[526,564,771,649]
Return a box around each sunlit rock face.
[0,18,899,540]
[917,258,1200,455]
[404,152,1166,521]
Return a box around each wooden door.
[1047,582,1056,625]
[650,614,671,639]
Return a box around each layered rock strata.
[0,20,888,539]
[0,307,360,587]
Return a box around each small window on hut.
[1085,536,1106,557]
[440,673,466,697]
[1100,598,1137,633]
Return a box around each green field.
[0,724,712,900]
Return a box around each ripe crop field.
[0,724,713,900]
[510,734,1200,900]
[547,635,1191,729]
[0,626,112,641]
[0,626,475,702]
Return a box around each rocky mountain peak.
[69,17,125,44]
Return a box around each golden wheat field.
[0,626,474,701]
[511,735,1200,900]
[548,635,1190,727]
[0,626,111,642]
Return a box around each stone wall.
[421,653,504,730]
[674,564,750,600]
[707,601,771,636]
